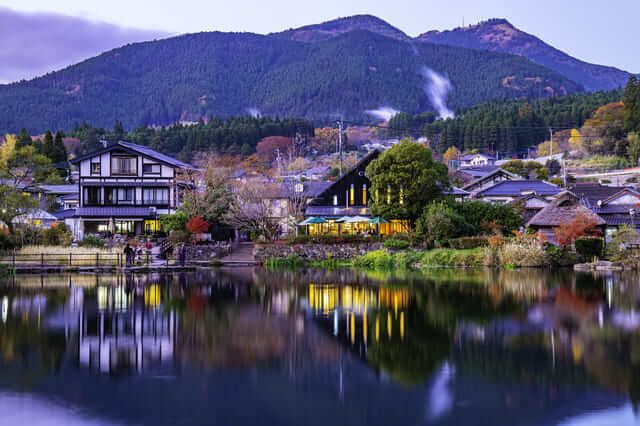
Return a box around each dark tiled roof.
[60,193,79,200]
[477,180,561,197]
[461,168,517,191]
[76,207,155,217]
[82,182,170,187]
[599,215,640,226]
[592,204,638,215]
[457,165,499,179]
[569,183,629,208]
[32,184,78,194]
[71,141,196,170]
[52,209,77,219]
[118,141,195,170]
[460,153,495,161]
[305,206,370,217]
[443,186,470,196]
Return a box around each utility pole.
[549,127,553,157]
[337,120,344,177]
[275,148,282,177]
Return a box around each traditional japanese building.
[69,141,198,239]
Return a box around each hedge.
[575,237,604,260]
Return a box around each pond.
[0,267,640,425]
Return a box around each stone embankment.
[254,242,384,262]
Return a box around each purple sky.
[1,1,638,84]
[0,7,168,83]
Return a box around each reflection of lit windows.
[1,296,7,323]
[114,286,129,312]
[97,287,108,311]
[362,184,367,205]
[349,184,355,205]
[333,195,338,206]
[399,187,404,205]
[144,284,161,307]
[386,186,391,205]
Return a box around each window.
[349,184,355,206]
[105,188,135,205]
[143,188,169,205]
[90,161,101,175]
[111,157,137,175]
[145,220,161,233]
[115,220,135,234]
[143,163,161,174]
[294,183,304,193]
[84,187,101,205]
[332,195,338,206]
[362,184,367,205]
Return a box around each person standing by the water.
[124,243,134,267]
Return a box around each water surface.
[1,267,639,425]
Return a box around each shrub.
[186,216,209,234]
[554,212,600,246]
[544,243,579,266]
[392,251,422,268]
[79,235,105,248]
[42,223,73,246]
[160,211,189,232]
[575,237,604,260]
[420,248,484,267]
[169,230,190,245]
[497,235,546,267]
[416,201,465,246]
[354,250,394,268]
[0,233,17,252]
[607,225,639,261]
[383,239,410,250]
[443,236,489,249]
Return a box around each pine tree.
[624,76,640,133]
[16,128,32,148]
[52,131,68,164]
[41,130,54,158]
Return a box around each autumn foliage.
[255,136,293,161]
[554,212,600,247]
[186,216,209,234]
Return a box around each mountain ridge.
[418,18,630,91]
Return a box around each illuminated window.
[115,220,135,234]
[386,186,391,205]
[399,187,404,205]
[332,195,338,206]
[90,161,101,175]
[144,220,161,233]
[362,184,367,205]
[294,183,304,193]
[349,184,355,205]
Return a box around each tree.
[624,76,640,133]
[568,128,583,152]
[224,181,280,241]
[186,216,210,234]
[536,140,561,157]
[52,131,68,164]
[366,139,448,224]
[255,136,293,162]
[0,185,37,231]
[16,128,32,148]
[0,135,61,186]
[416,201,464,246]
[545,159,561,177]
[41,130,54,158]
[180,158,232,225]
[628,132,640,166]
[500,160,546,179]
[442,146,460,164]
[554,212,599,247]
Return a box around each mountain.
[418,19,630,92]
[0,22,583,133]
[273,14,409,42]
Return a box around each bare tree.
[224,181,281,241]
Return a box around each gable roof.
[476,180,561,197]
[461,168,517,191]
[601,187,640,205]
[311,149,380,203]
[70,141,196,170]
[569,182,631,208]
[527,191,606,228]
[460,153,495,161]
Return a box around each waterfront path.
[218,242,258,266]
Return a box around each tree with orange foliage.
[186,216,209,234]
[255,136,294,161]
[554,212,600,247]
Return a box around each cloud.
[0,7,169,83]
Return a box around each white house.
[69,141,197,239]
[459,153,496,168]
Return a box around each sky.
[1,0,638,82]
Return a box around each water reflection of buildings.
[307,284,408,348]
[79,280,177,375]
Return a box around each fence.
[0,252,152,269]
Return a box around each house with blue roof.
[69,141,198,239]
[475,180,561,204]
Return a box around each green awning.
[369,217,389,224]
[299,217,327,225]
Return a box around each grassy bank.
[354,248,485,269]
